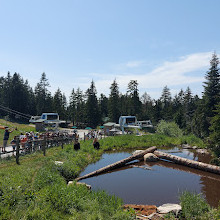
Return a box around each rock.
[192,146,198,149]
[144,153,159,162]
[68,181,73,186]
[54,161,64,165]
[76,182,92,190]
[147,213,165,220]
[157,203,181,215]
[181,144,191,149]
[124,204,157,216]
[197,149,209,154]
[68,181,92,190]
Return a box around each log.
[76,146,157,181]
[154,150,220,175]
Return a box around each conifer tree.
[99,93,108,122]
[203,52,220,116]
[160,85,172,120]
[85,81,100,128]
[35,73,52,114]
[108,79,120,122]
[202,52,220,136]
[209,103,220,156]
[127,80,142,116]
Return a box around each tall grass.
[179,191,220,220]
[0,141,134,219]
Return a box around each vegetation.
[0,119,217,219]
[179,192,220,220]
[0,140,134,219]
[156,120,183,137]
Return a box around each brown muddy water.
[79,147,220,207]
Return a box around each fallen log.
[76,146,157,181]
[154,150,220,175]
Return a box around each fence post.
[43,136,46,156]
[16,136,20,165]
[61,135,64,149]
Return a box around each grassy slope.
[0,138,134,219]
[0,120,213,219]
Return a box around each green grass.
[0,140,134,219]
[179,192,220,220]
[0,119,213,219]
[99,133,205,150]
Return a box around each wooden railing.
[0,135,75,164]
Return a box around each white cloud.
[80,52,213,97]
[50,51,214,99]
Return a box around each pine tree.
[99,93,108,122]
[202,52,220,136]
[69,88,76,124]
[127,80,142,116]
[108,79,120,122]
[85,81,100,128]
[75,88,85,125]
[53,88,67,119]
[209,103,220,156]
[141,92,153,120]
[35,73,52,114]
[160,85,172,120]
[203,52,220,115]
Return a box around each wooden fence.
[0,135,75,165]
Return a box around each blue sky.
[0,0,220,99]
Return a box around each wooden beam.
[154,150,220,175]
[76,146,157,181]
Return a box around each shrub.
[180,191,210,219]
[156,120,183,137]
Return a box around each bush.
[180,191,210,219]
[156,120,183,137]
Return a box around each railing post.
[43,136,46,156]
[61,135,64,149]
[16,136,20,165]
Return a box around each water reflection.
[80,147,220,207]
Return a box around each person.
[74,133,80,150]
[74,138,80,150]
[93,137,100,150]
[2,126,13,152]
[10,136,17,156]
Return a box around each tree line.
[0,53,219,143]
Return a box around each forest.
[0,53,219,157]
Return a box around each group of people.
[1,125,100,155]
[73,130,100,151]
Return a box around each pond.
[79,146,220,207]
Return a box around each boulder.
[68,181,92,190]
[54,161,64,166]
[157,203,181,215]
[124,204,157,216]
[144,153,159,162]
[181,144,191,149]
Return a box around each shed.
[103,122,116,136]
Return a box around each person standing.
[2,127,13,152]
